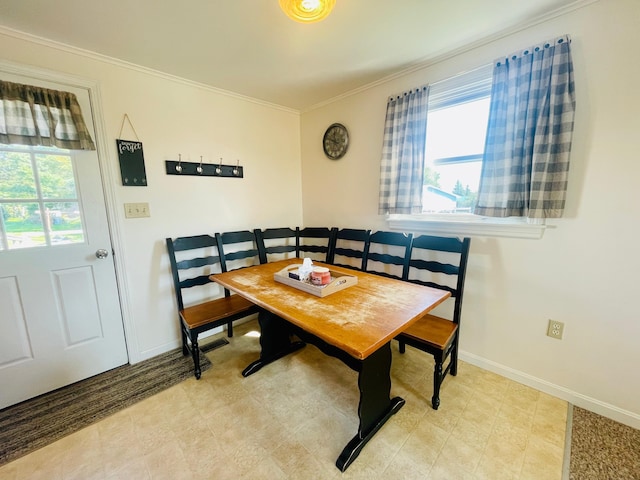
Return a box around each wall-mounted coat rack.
[165,156,244,178]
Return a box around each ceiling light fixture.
[279,0,336,23]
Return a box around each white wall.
[300,0,640,428]
[0,30,303,359]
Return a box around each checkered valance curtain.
[378,85,429,214]
[475,35,576,219]
[0,80,96,150]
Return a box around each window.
[387,64,547,239]
[0,145,85,250]
[422,65,492,214]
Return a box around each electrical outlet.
[124,202,150,218]
[547,319,564,340]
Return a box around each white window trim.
[386,214,546,239]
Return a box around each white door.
[0,72,128,409]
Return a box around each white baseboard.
[460,350,640,430]
[134,340,182,363]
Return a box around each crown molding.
[303,0,600,113]
[0,25,299,116]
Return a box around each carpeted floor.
[0,346,211,466]
[568,406,640,480]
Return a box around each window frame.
[386,65,546,240]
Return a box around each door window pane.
[0,151,37,199]
[36,153,78,199]
[1,202,46,249]
[46,201,84,245]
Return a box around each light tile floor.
[0,320,568,479]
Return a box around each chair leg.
[432,359,443,410]
[450,340,459,376]
[227,320,234,338]
[190,333,202,380]
[398,340,406,354]
[180,326,189,356]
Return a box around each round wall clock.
[323,123,349,160]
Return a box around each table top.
[211,259,450,360]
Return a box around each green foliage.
[0,152,36,199]
[452,180,476,212]
[36,154,76,198]
[423,166,441,188]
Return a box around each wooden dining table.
[211,259,450,472]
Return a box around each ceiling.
[0,0,582,111]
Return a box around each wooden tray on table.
[273,264,357,298]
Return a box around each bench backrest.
[328,228,371,271]
[404,235,471,324]
[254,227,298,264]
[166,234,225,311]
[296,227,336,263]
[364,230,413,280]
[215,230,261,272]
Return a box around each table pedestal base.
[243,310,403,471]
[337,396,405,472]
[242,310,306,377]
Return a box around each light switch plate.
[124,202,150,218]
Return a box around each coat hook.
[215,157,222,175]
[176,153,182,173]
[232,159,240,176]
[196,155,203,174]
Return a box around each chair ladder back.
[215,230,260,273]
[328,228,371,270]
[296,227,336,263]
[407,235,471,325]
[254,227,297,264]
[364,230,413,280]
[166,235,220,311]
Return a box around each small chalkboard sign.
[116,139,147,186]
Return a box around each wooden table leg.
[336,343,404,472]
[241,310,305,377]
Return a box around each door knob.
[95,249,109,259]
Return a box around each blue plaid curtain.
[0,80,96,150]
[475,35,576,219]
[378,86,429,214]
